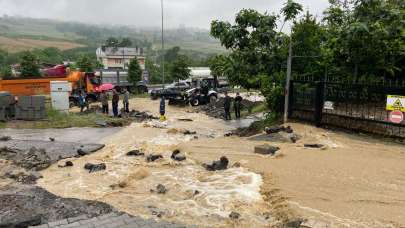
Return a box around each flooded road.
[1,127,122,143]
[37,98,405,227]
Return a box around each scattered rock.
[171,150,186,162]
[84,163,106,173]
[0,136,11,141]
[265,125,294,134]
[146,154,163,162]
[232,162,242,168]
[284,218,304,227]
[178,118,193,122]
[17,147,51,171]
[58,161,73,168]
[126,150,145,156]
[229,211,241,220]
[150,184,167,194]
[49,137,55,142]
[183,130,197,135]
[203,156,229,171]
[304,144,324,149]
[224,132,234,137]
[5,170,43,184]
[95,120,108,127]
[77,148,87,156]
[193,190,200,196]
[254,144,280,155]
[263,212,272,220]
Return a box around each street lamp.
[161,0,165,88]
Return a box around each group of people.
[223,92,243,120]
[79,89,130,117]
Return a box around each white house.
[96,47,145,70]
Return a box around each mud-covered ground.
[0,129,116,227]
[34,98,405,227]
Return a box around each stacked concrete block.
[15,96,46,120]
[0,92,13,121]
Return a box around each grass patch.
[0,121,6,129]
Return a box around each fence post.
[288,81,294,118]
[314,81,324,127]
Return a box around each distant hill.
[0,16,224,55]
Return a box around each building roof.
[96,47,143,57]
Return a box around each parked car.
[150,81,191,100]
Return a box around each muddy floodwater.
[38,98,405,227]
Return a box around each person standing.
[159,96,166,121]
[123,89,130,113]
[100,91,109,114]
[223,91,232,120]
[112,89,120,117]
[78,91,87,113]
[234,92,243,119]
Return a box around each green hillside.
[0,16,224,55]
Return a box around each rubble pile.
[198,97,262,119]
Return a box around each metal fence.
[289,75,405,138]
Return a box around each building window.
[115,59,123,64]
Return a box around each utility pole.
[161,0,165,88]
[283,37,292,123]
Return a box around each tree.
[208,54,231,87]
[168,55,191,81]
[105,37,119,47]
[128,58,142,84]
[0,65,12,79]
[76,54,94,72]
[20,51,41,77]
[119,38,133,47]
[145,58,162,84]
[210,1,303,112]
[280,0,304,31]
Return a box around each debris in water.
[146,154,163,162]
[265,125,293,134]
[229,211,241,220]
[178,118,193,122]
[126,150,145,156]
[0,136,11,141]
[224,132,234,137]
[254,144,280,155]
[304,144,324,149]
[232,162,242,168]
[171,150,186,162]
[84,163,106,173]
[203,156,229,171]
[49,137,55,142]
[183,130,197,135]
[77,148,87,156]
[150,184,168,194]
[58,161,73,168]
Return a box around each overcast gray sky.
[0,0,330,29]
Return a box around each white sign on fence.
[324,101,334,110]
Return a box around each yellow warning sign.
[387,95,405,112]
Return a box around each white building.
[96,47,145,70]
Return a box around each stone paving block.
[29,225,49,228]
[48,219,68,227]
[60,221,81,228]
[67,215,89,223]
[96,212,118,221]
[104,220,126,228]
